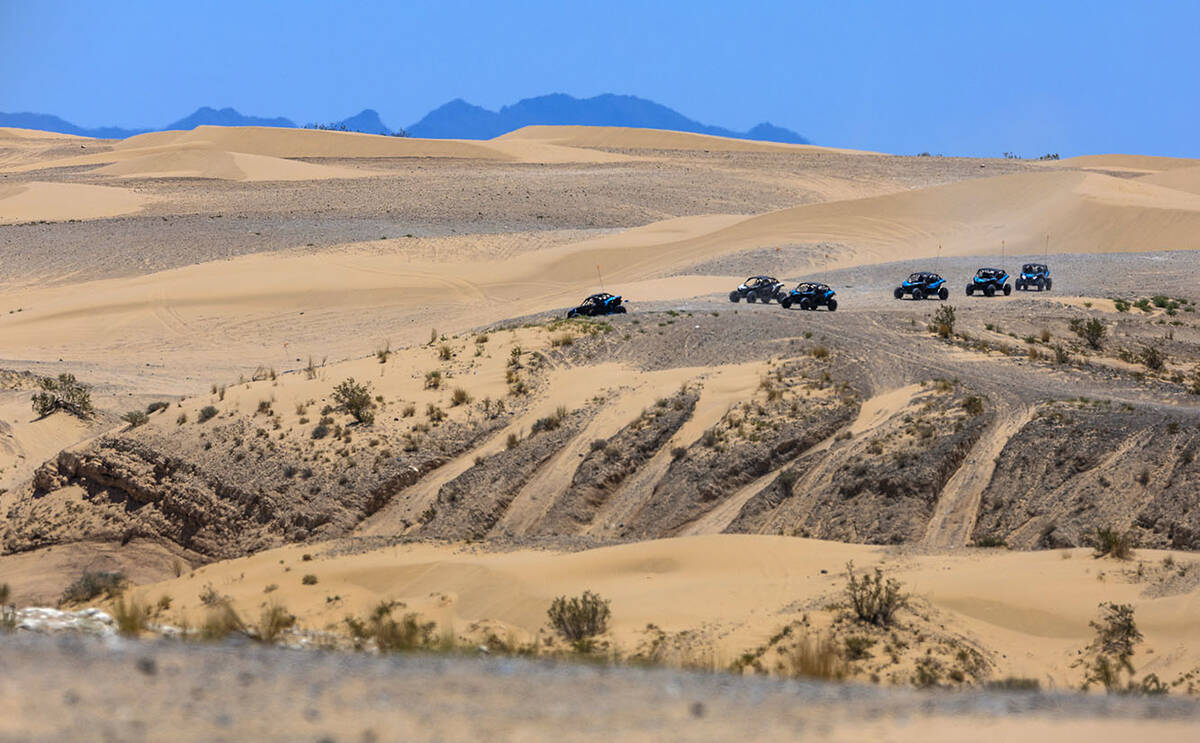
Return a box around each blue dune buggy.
[567,292,627,318]
[1015,263,1052,292]
[781,282,837,311]
[894,272,949,301]
[966,268,1011,297]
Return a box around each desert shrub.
[311,424,329,439]
[975,534,1007,548]
[551,333,574,347]
[198,583,227,607]
[506,432,520,450]
[845,562,907,627]
[1139,345,1165,371]
[701,428,719,448]
[438,343,453,361]
[146,401,170,414]
[985,677,1041,692]
[426,404,445,422]
[255,603,296,643]
[450,387,472,406]
[782,634,845,680]
[112,594,151,636]
[401,402,416,417]
[548,590,611,648]
[121,410,149,428]
[590,438,608,452]
[843,635,875,661]
[1076,603,1143,692]
[176,412,188,425]
[1039,328,1051,343]
[1053,344,1071,365]
[1091,527,1135,560]
[531,405,568,434]
[962,395,984,416]
[671,446,688,460]
[201,605,244,640]
[301,574,318,585]
[345,603,437,653]
[1113,298,1130,312]
[1068,318,1106,350]
[810,345,830,359]
[424,370,442,389]
[31,373,94,419]
[929,304,956,337]
[60,571,125,605]
[332,378,374,424]
[198,405,219,423]
[376,342,391,364]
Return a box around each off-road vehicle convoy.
[729,276,786,304]
[566,292,627,318]
[894,272,949,301]
[781,282,837,311]
[1016,263,1052,291]
[966,267,1012,297]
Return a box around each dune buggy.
[1016,263,1052,291]
[567,292,627,318]
[781,282,837,311]
[966,267,1011,297]
[729,276,786,304]
[894,272,949,301]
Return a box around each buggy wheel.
[780,296,793,309]
[984,285,996,297]
[729,291,741,303]
[1016,281,1025,291]
[893,287,904,300]
[827,299,837,311]
[1045,278,1052,291]
[746,292,758,303]
[1003,284,1012,296]
[615,305,627,314]
[966,286,974,296]
[799,298,813,310]
[912,288,924,301]
[938,287,949,301]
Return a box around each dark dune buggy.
[780,281,837,311]
[567,292,627,318]
[966,267,1012,297]
[728,276,786,304]
[1015,263,1052,291]
[894,272,949,301]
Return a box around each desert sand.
[2,123,1200,738]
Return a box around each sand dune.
[139,534,1200,687]
[0,127,86,141]
[1137,164,1200,196]
[0,181,152,223]
[92,146,371,181]
[1053,153,1200,174]
[499,124,877,154]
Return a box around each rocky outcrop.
[971,404,1200,550]
[534,391,698,535]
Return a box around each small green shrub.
[1091,527,1135,560]
[1069,317,1106,350]
[301,574,318,585]
[198,405,219,423]
[929,305,956,337]
[332,378,374,424]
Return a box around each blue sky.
[2,0,1196,157]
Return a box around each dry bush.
[31,373,94,419]
[345,602,436,652]
[301,574,318,585]
[928,304,956,337]
[547,591,610,650]
[962,395,985,416]
[198,405,219,423]
[112,594,152,636]
[845,562,907,627]
[1140,345,1166,371]
[551,333,575,348]
[450,387,472,406]
[424,370,442,389]
[506,432,520,450]
[426,403,445,422]
[255,603,296,644]
[121,410,149,428]
[60,571,125,605]
[1076,602,1144,692]
[438,343,453,361]
[1069,317,1106,350]
[201,605,245,640]
[810,345,830,359]
[401,402,416,417]
[1091,527,1135,560]
[376,342,391,364]
[780,634,846,680]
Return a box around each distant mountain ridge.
[0,94,808,144]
